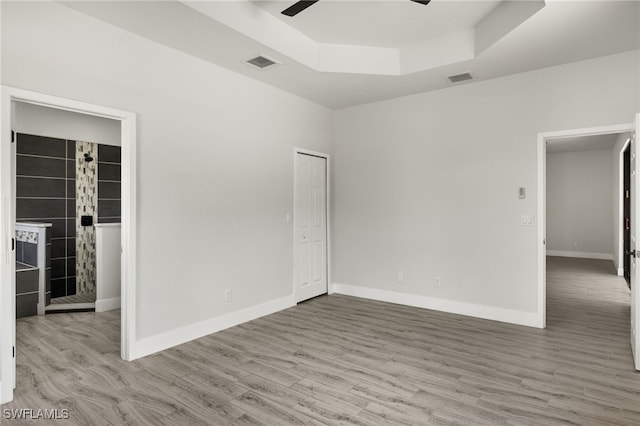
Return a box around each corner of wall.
[129,295,296,360]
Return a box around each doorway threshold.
[46,292,96,312]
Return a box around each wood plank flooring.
[50,292,96,305]
[2,256,639,425]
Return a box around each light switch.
[285,213,292,224]
[518,187,525,199]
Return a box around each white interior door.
[631,113,640,370]
[294,152,327,303]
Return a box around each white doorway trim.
[0,86,137,404]
[537,122,634,329]
[293,147,331,301]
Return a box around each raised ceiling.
[184,0,545,75]
[61,0,640,109]
[252,1,502,48]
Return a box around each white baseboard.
[131,295,295,359]
[618,268,624,277]
[631,323,640,371]
[546,250,613,261]
[331,283,540,328]
[633,326,639,370]
[96,297,121,313]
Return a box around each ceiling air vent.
[244,55,280,70]
[447,72,474,84]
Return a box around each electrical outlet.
[433,276,441,287]
[396,272,404,283]
[520,214,534,226]
[224,289,232,302]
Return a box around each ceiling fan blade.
[281,0,320,17]
[410,0,431,5]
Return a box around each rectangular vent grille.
[246,55,278,69]
[447,72,474,84]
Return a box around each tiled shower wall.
[76,141,97,294]
[74,143,121,294]
[17,133,121,298]
[97,144,122,223]
[16,134,76,298]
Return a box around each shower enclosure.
[15,133,121,313]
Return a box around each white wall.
[1,1,638,366]
[14,102,121,146]
[546,149,613,259]
[1,1,331,344]
[613,133,631,273]
[95,224,121,312]
[332,50,639,322]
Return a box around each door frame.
[293,148,331,302]
[536,122,634,330]
[0,86,137,404]
[620,138,632,281]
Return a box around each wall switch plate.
[518,187,525,199]
[285,213,292,224]
[224,289,232,302]
[396,272,404,283]
[433,276,441,287]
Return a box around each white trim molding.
[331,283,540,328]
[132,295,295,360]
[0,86,137,404]
[546,250,614,261]
[96,297,121,313]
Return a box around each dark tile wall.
[16,269,39,318]
[16,241,38,266]
[97,144,121,223]
[16,134,76,298]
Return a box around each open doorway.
[536,121,636,369]
[0,87,137,404]
[13,107,123,313]
[545,132,631,266]
[545,131,631,349]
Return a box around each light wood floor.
[50,292,96,305]
[2,256,639,425]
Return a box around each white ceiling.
[61,0,640,109]
[252,1,501,48]
[546,133,627,154]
